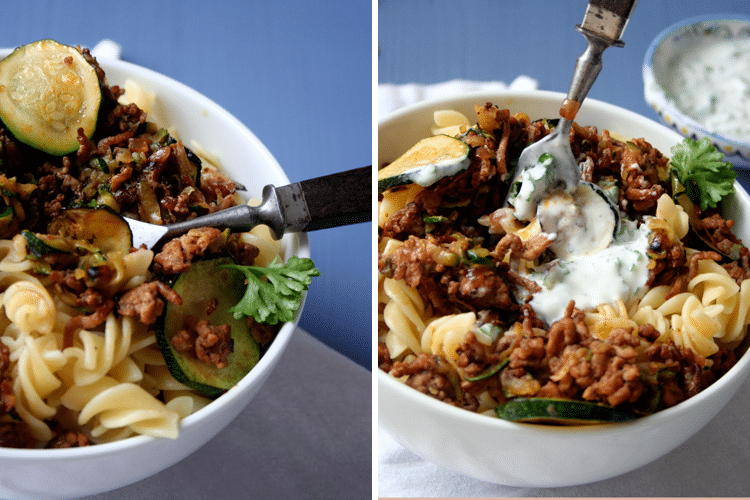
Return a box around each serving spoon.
[123,166,371,250]
[505,0,639,221]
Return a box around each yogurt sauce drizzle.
[509,154,652,325]
[669,37,750,141]
[523,220,651,325]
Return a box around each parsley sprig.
[670,137,736,211]
[223,256,320,325]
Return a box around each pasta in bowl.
[377,90,750,487]
[0,43,307,499]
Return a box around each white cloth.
[90,39,122,60]
[378,76,539,116]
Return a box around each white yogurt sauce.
[404,156,470,187]
[523,221,651,325]
[537,183,616,259]
[509,153,557,221]
[509,154,651,324]
[669,37,750,141]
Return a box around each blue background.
[379,0,750,124]
[0,0,373,368]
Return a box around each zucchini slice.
[0,39,102,155]
[22,230,74,258]
[464,359,509,382]
[378,135,470,192]
[156,257,262,398]
[47,207,133,254]
[670,172,743,261]
[495,398,639,425]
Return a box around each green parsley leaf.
[670,137,736,211]
[222,256,320,325]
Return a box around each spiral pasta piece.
[381,277,429,359]
[64,314,134,386]
[12,334,68,441]
[421,312,476,367]
[585,299,638,340]
[1,279,56,334]
[61,375,180,441]
[655,194,690,240]
[0,235,33,273]
[104,248,154,293]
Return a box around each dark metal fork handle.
[563,0,639,112]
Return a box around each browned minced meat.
[0,343,35,449]
[381,202,425,240]
[723,246,750,284]
[226,234,260,266]
[646,227,688,287]
[390,354,458,405]
[380,302,725,413]
[380,234,517,313]
[0,423,35,449]
[152,227,223,274]
[696,212,743,256]
[171,315,234,368]
[46,430,90,449]
[0,343,14,415]
[117,281,183,326]
[378,342,393,372]
[245,316,279,347]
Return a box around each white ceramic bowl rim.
[642,14,750,155]
[0,55,306,459]
[378,89,750,437]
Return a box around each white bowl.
[643,14,750,167]
[0,53,308,499]
[377,90,750,488]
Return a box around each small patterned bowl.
[643,14,750,167]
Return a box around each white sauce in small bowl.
[668,37,750,141]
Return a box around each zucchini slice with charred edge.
[48,207,132,254]
[156,257,261,398]
[464,359,509,382]
[0,40,102,155]
[378,135,470,192]
[22,230,74,258]
[495,398,640,425]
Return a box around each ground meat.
[152,227,223,274]
[696,212,743,256]
[47,430,90,448]
[390,353,458,405]
[0,422,35,449]
[246,316,278,347]
[63,299,116,348]
[456,331,500,378]
[379,235,437,288]
[172,315,234,368]
[378,342,393,372]
[381,203,424,240]
[227,235,260,266]
[456,266,514,310]
[117,281,182,325]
